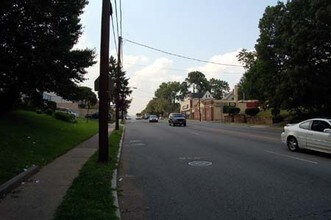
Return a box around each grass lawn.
[0,110,98,184]
[54,127,123,220]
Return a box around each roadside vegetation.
[0,110,98,185]
[54,127,123,220]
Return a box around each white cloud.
[127,57,185,115]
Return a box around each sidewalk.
[0,125,113,220]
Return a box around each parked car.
[168,113,186,126]
[85,112,112,121]
[56,107,78,117]
[149,115,158,123]
[281,118,331,153]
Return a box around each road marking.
[264,150,318,164]
[191,132,200,136]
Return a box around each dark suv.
[168,113,186,126]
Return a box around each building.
[180,86,259,122]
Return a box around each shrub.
[45,108,54,116]
[229,107,240,116]
[271,108,280,117]
[54,111,76,123]
[245,108,260,116]
[35,109,43,114]
[44,100,57,111]
[273,115,284,123]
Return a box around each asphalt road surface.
[118,119,331,220]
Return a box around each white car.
[281,118,331,153]
[149,115,158,123]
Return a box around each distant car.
[168,113,186,127]
[281,118,331,153]
[149,115,158,123]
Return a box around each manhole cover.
[188,161,212,166]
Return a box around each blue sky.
[77,0,282,115]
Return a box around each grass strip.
[0,110,98,184]
[54,126,123,220]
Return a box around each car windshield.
[173,113,184,117]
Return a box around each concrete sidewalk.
[0,126,113,220]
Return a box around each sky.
[76,0,282,116]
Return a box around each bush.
[271,108,280,117]
[229,107,240,116]
[245,108,260,116]
[54,111,76,123]
[45,108,54,116]
[272,115,284,123]
[35,109,43,114]
[44,100,57,111]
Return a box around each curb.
[0,165,39,199]
[112,125,125,219]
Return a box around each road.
[118,119,331,220]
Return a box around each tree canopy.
[0,0,95,113]
[238,0,331,116]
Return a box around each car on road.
[149,115,158,123]
[168,113,186,126]
[281,118,331,153]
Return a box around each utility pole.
[98,0,112,163]
[115,36,122,130]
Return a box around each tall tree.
[239,0,331,115]
[73,86,97,108]
[0,0,95,113]
[208,78,230,99]
[154,81,181,104]
[108,56,132,122]
[185,71,209,93]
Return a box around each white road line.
[264,150,318,164]
[191,132,199,136]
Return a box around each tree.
[108,56,132,124]
[185,71,209,93]
[0,0,95,113]
[239,0,331,116]
[154,82,181,104]
[208,78,230,99]
[73,86,97,109]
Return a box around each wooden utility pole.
[98,0,111,163]
[115,36,122,130]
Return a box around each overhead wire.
[122,62,244,74]
[111,16,118,54]
[113,0,120,38]
[123,38,244,67]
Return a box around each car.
[168,113,186,126]
[149,115,158,123]
[85,112,112,121]
[281,118,331,154]
[56,107,78,117]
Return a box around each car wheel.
[183,123,186,127]
[287,136,299,151]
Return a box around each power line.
[123,38,243,67]
[111,16,118,54]
[123,62,244,74]
[113,0,120,37]
[119,0,123,37]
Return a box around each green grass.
[0,110,98,184]
[54,127,123,220]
